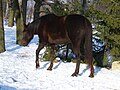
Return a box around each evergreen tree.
[87,0,120,61]
[34,0,42,20]
[51,0,82,15]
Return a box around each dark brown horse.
[21,14,94,77]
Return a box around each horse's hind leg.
[84,40,94,77]
[84,53,94,77]
[47,44,55,70]
[36,42,45,68]
[71,44,81,77]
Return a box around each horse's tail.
[83,18,94,77]
[84,18,93,67]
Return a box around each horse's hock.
[112,61,120,70]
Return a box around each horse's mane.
[27,17,42,34]
[28,14,58,33]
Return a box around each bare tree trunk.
[22,0,27,24]
[0,0,5,52]
[2,0,7,18]
[81,0,87,15]
[8,0,15,27]
[14,0,24,44]
[4,0,9,19]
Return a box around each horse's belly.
[48,35,69,44]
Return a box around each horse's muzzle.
[21,39,28,46]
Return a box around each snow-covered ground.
[0,25,120,90]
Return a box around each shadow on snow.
[0,85,16,90]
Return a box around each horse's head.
[21,23,34,46]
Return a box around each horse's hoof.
[71,72,78,77]
[89,74,94,78]
[36,65,40,69]
[47,67,52,71]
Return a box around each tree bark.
[2,0,7,18]
[8,0,15,27]
[22,0,27,24]
[0,0,5,52]
[14,0,24,45]
[81,0,87,15]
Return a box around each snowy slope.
[0,25,120,90]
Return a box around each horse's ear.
[24,23,27,28]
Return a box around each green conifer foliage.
[87,0,120,61]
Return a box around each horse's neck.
[33,26,38,35]
[31,22,39,35]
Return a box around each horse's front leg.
[71,59,80,76]
[36,42,45,69]
[47,44,55,70]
